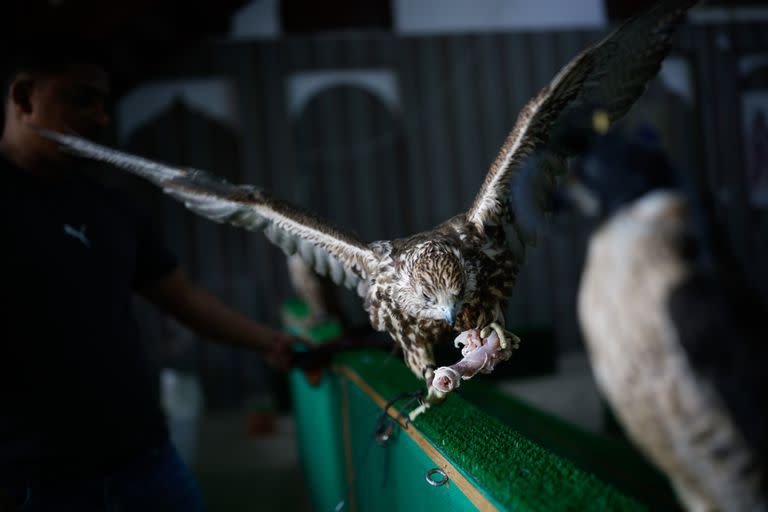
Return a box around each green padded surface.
[281,297,345,341]
[457,379,681,510]
[284,298,348,511]
[337,351,647,511]
[284,299,679,511]
[344,382,492,511]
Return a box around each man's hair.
[1,39,111,116]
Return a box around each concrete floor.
[186,413,310,512]
[496,351,606,433]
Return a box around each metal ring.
[425,467,448,487]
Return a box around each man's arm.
[138,267,295,368]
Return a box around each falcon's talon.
[453,329,482,351]
[480,322,521,351]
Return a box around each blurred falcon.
[560,127,767,511]
[35,0,697,417]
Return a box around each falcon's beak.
[443,308,456,327]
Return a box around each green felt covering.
[337,351,648,511]
[457,380,681,510]
[344,381,493,511]
[284,299,679,511]
[283,299,348,511]
[281,297,345,341]
[289,367,347,511]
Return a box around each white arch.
[659,57,695,107]
[740,55,768,78]
[393,0,605,34]
[229,0,280,40]
[286,69,400,118]
[116,78,240,143]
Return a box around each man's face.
[21,62,110,163]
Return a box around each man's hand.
[264,332,301,371]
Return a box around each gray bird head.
[558,124,679,220]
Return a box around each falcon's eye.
[422,293,434,305]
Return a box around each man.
[0,44,295,511]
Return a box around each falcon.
[559,128,767,511]
[34,0,697,418]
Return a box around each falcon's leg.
[407,386,446,422]
[381,389,424,427]
[480,321,521,351]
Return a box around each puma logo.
[63,224,90,248]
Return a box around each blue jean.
[4,442,205,512]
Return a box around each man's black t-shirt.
[0,157,178,484]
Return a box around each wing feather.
[35,128,378,293]
[467,0,696,228]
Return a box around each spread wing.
[36,128,378,295]
[467,0,696,228]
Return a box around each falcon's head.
[393,240,472,326]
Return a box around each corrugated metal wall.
[122,24,768,406]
